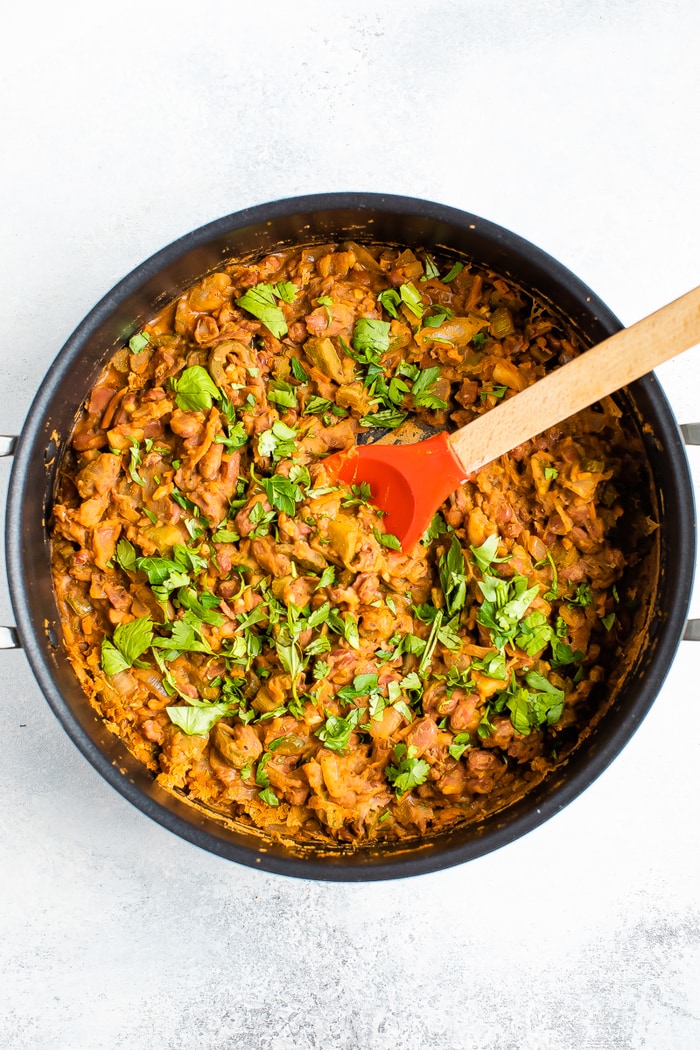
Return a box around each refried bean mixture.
[50,241,654,846]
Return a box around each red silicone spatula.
[323,285,700,551]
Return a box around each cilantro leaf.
[373,527,401,551]
[100,616,154,675]
[173,366,222,412]
[236,283,288,339]
[399,282,424,319]
[313,659,331,680]
[352,318,391,357]
[514,610,553,656]
[316,565,336,590]
[166,703,229,735]
[422,512,449,544]
[470,533,510,574]
[471,651,508,680]
[480,385,508,402]
[257,420,298,461]
[442,261,464,282]
[342,614,360,650]
[267,379,298,409]
[423,305,454,328]
[386,743,430,795]
[274,281,297,303]
[551,640,585,667]
[215,421,248,451]
[378,289,401,319]
[304,395,333,415]
[439,536,467,616]
[448,732,471,760]
[290,357,309,382]
[177,586,224,625]
[359,408,408,430]
[411,366,447,410]
[422,254,440,280]
[476,574,539,651]
[259,474,304,516]
[337,673,380,703]
[498,672,566,735]
[566,583,593,607]
[115,538,137,573]
[128,332,150,353]
[152,617,213,655]
[315,709,361,754]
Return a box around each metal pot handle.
[1,435,21,648]
[680,424,700,640]
[2,429,699,645]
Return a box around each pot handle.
[1,435,21,648]
[681,424,700,640]
[0,626,20,649]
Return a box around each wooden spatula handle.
[448,284,700,475]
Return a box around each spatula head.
[323,431,467,551]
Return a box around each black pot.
[3,193,698,880]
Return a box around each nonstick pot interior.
[6,193,695,880]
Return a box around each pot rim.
[6,192,696,880]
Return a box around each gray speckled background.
[2,3,699,1047]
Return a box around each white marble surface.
[1,3,699,1047]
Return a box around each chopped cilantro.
[128,332,150,354]
[257,420,298,461]
[514,610,553,656]
[470,533,511,574]
[386,743,430,796]
[476,573,539,651]
[236,283,288,339]
[316,565,336,590]
[290,357,309,383]
[172,366,222,413]
[566,583,593,607]
[378,288,401,319]
[373,528,401,551]
[480,384,508,402]
[399,282,424,319]
[421,254,440,280]
[267,379,297,409]
[258,473,305,516]
[352,318,391,357]
[423,304,454,328]
[166,703,230,736]
[411,366,447,410]
[438,536,467,617]
[442,261,464,282]
[316,709,361,753]
[551,640,585,667]
[304,395,333,415]
[274,281,297,303]
[100,616,154,675]
[448,732,471,761]
[359,408,408,430]
[423,512,449,544]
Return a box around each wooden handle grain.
[448,284,700,474]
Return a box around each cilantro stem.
[418,610,443,678]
